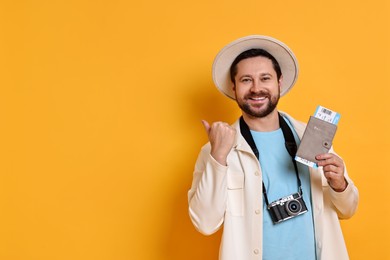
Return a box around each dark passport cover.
[296,116,337,166]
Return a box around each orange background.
[0,0,389,259]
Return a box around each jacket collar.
[232,120,253,153]
[231,110,306,154]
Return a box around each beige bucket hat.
[212,35,299,99]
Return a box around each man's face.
[233,56,282,118]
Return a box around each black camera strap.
[239,113,302,206]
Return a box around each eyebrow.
[239,72,273,78]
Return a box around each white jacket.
[188,112,359,260]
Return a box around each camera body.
[267,192,308,224]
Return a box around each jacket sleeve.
[188,144,228,235]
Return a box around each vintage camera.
[267,192,308,224]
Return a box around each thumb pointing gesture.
[201,120,211,135]
[200,120,236,166]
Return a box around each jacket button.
[255,209,261,214]
[254,171,260,176]
[254,249,259,255]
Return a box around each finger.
[201,120,211,134]
[324,170,344,182]
[323,171,333,180]
[317,159,342,168]
[316,154,342,167]
[323,170,347,190]
[316,153,335,160]
[323,164,340,174]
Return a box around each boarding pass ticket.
[313,106,341,125]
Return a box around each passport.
[295,116,338,168]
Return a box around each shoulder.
[279,111,307,138]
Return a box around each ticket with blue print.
[313,106,341,125]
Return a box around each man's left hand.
[316,153,347,192]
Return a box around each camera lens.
[286,200,302,216]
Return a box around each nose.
[250,79,262,93]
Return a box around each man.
[188,35,359,260]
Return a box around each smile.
[250,97,267,101]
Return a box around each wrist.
[210,152,228,166]
[331,178,348,192]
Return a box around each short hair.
[229,49,282,84]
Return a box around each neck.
[242,110,280,132]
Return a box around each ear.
[278,75,283,92]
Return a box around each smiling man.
[188,35,359,260]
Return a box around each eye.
[261,76,271,81]
[240,77,252,83]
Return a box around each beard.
[236,90,280,118]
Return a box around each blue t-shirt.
[251,122,316,260]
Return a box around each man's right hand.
[202,120,236,166]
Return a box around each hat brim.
[212,35,299,100]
